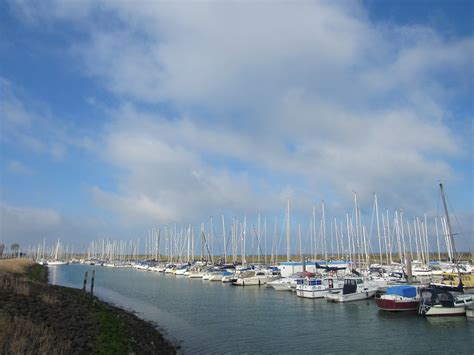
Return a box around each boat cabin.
[420,288,455,308]
[342,278,363,295]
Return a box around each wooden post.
[91,270,95,295]
[83,271,88,292]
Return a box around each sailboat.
[375,285,420,311]
[418,183,473,316]
[47,238,69,266]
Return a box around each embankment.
[0,259,176,354]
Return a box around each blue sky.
[1,0,472,252]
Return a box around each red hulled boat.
[375,285,420,311]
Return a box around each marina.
[2,1,473,353]
[22,182,474,351]
[49,263,474,354]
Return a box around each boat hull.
[189,273,204,278]
[296,289,328,298]
[421,305,466,317]
[271,283,293,291]
[47,261,69,266]
[233,277,274,286]
[209,274,224,281]
[375,298,419,311]
[325,289,377,302]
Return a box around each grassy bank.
[0,259,176,355]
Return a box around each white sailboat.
[47,238,69,266]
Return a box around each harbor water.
[49,265,473,354]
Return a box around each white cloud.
[0,78,96,159]
[0,202,112,247]
[50,1,467,222]
[6,160,34,175]
[4,1,473,249]
[0,203,62,242]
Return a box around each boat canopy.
[386,286,417,298]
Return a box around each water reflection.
[50,265,474,354]
[425,316,468,327]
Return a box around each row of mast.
[26,187,459,266]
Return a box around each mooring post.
[83,271,88,292]
[91,270,95,295]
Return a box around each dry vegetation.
[0,258,35,275]
[0,313,71,355]
[0,258,176,355]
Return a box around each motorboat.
[431,272,474,291]
[164,264,176,274]
[268,271,315,292]
[209,271,226,281]
[221,271,236,283]
[418,287,473,316]
[325,277,379,302]
[175,265,189,276]
[232,269,279,286]
[296,277,344,298]
[188,266,205,278]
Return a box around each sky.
[0,0,473,253]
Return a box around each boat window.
[421,291,432,300]
[438,293,452,301]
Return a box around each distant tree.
[11,243,20,257]
[0,243,5,257]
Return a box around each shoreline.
[0,259,177,354]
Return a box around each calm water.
[49,265,473,354]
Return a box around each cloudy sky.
[1,0,472,252]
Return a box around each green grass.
[54,285,130,354]
[26,264,48,283]
[94,302,129,355]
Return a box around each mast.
[286,200,291,262]
[439,183,460,281]
[434,217,441,262]
[312,205,316,260]
[374,194,382,264]
[322,201,327,263]
[386,210,392,264]
[243,215,247,265]
[264,217,267,265]
[424,214,429,266]
[298,224,303,263]
[55,238,60,261]
[258,213,261,264]
[222,215,226,264]
[187,225,191,263]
